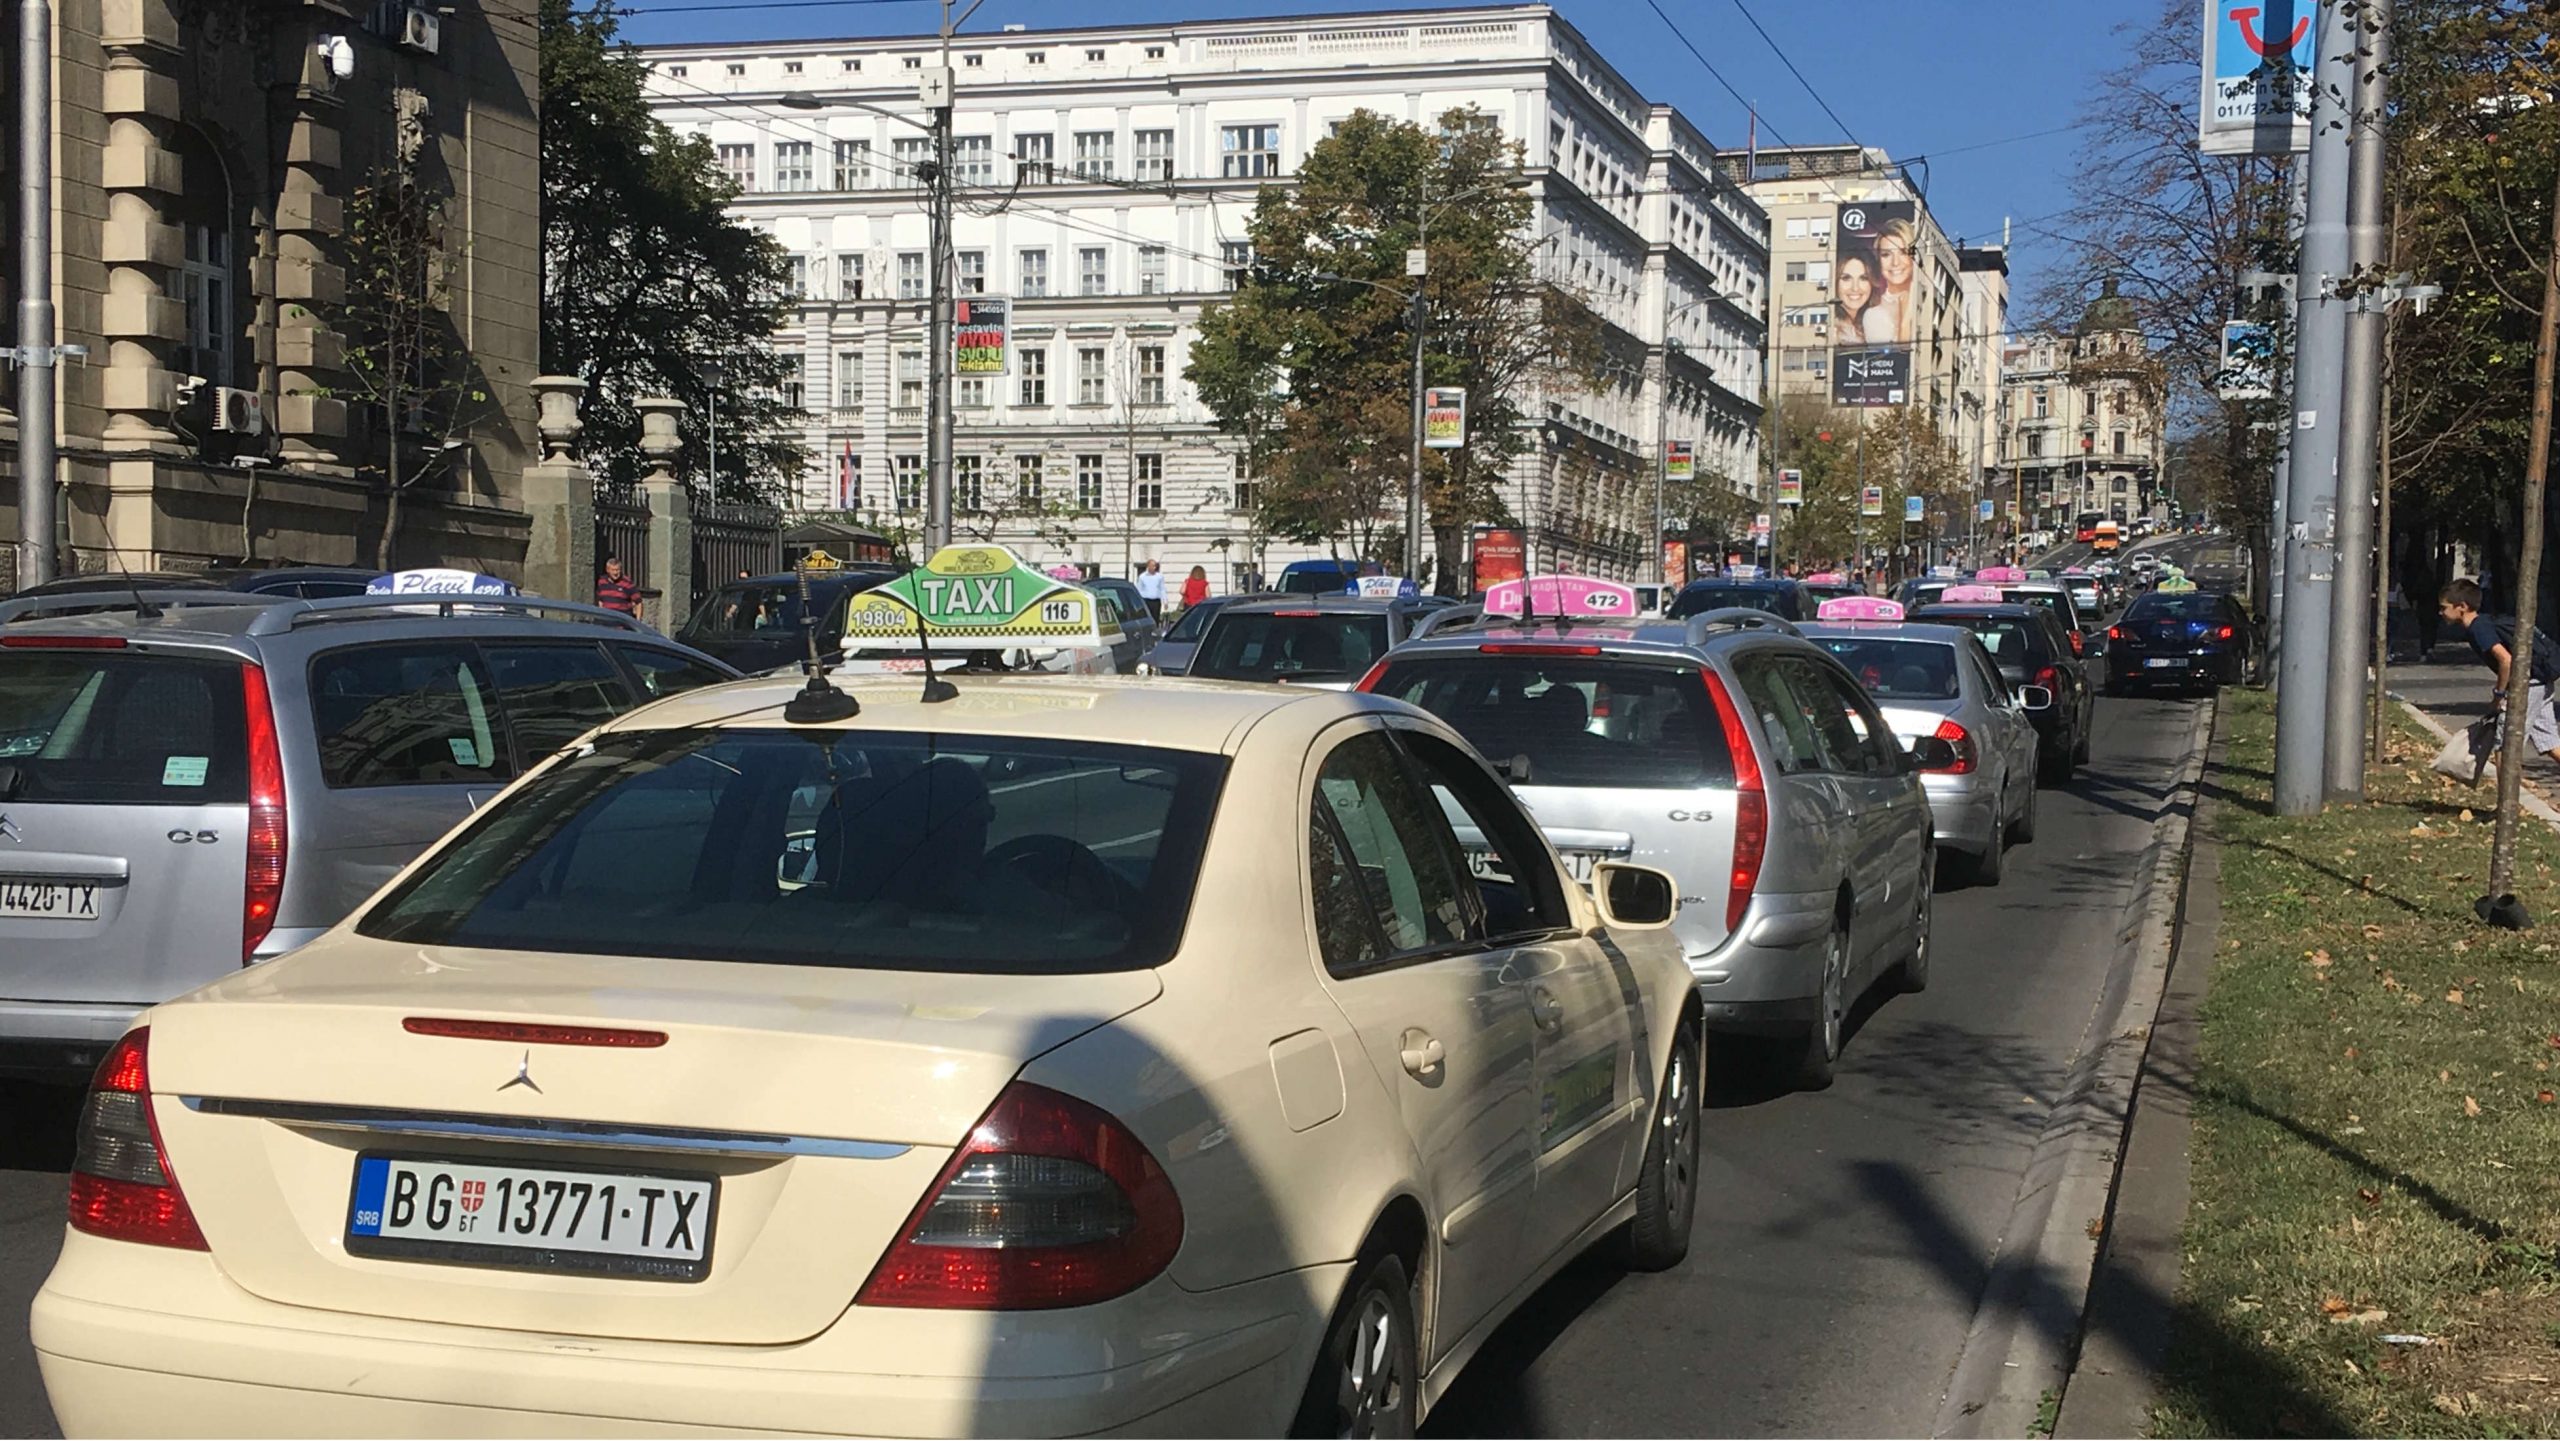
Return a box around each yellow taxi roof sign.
[840,543,1120,650]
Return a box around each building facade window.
[896,348,924,409]
[716,143,755,190]
[1133,453,1164,511]
[1072,130,1114,180]
[1015,453,1044,505]
[835,350,863,408]
[1220,123,1281,178]
[783,255,808,298]
[1014,132,1054,182]
[894,454,922,511]
[773,141,814,190]
[1018,247,1049,297]
[891,135,930,186]
[955,454,984,512]
[897,251,926,299]
[2025,431,2044,458]
[1137,245,1166,294]
[2032,386,2050,418]
[838,252,864,299]
[1078,247,1108,295]
[953,135,994,187]
[958,250,986,294]
[1231,458,1257,513]
[178,221,232,385]
[1075,453,1104,511]
[1076,346,1107,404]
[1222,240,1252,289]
[958,376,988,408]
[833,139,870,190]
[1017,346,1047,404]
[1137,344,1166,404]
[1134,128,1174,183]
[777,354,805,410]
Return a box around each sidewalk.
[2387,645,2560,789]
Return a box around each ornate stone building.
[1991,280,2167,532]
[1,0,543,588]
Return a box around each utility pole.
[921,0,963,554]
[15,0,59,588]
[2325,0,2390,798]
[1405,277,1426,583]
[2482,157,2560,924]
[2273,0,2356,817]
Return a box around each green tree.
[1186,106,1605,590]
[540,0,800,499]
[330,161,491,570]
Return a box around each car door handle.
[1399,1029,1446,1078]
[1528,987,1565,1032]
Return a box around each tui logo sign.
[2199,0,2314,156]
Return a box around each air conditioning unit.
[211,387,266,436]
[399,6,441,56]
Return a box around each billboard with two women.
[1831,200,1916,407]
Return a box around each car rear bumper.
[34,1236,1331,1438]
[1682,888,1833,1029]
[0,1001,146,1078]
[1920,778,1998,854]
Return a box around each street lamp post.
[1400,175,1526,586]
[1651,296,1723,589]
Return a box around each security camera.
[318,34,355,81]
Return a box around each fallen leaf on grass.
[2464,1095,2482,1117]
[2357,1187,2381,1205]
[2460,808,2476,822]
[2344,1046,2362,1059]
[2454,939,2472,953]
[2440,1068,2453,1083]
[2447,987,2466,1004]
[2537,1090,2555,1105]
[2383,972,2404,991]
[2321,1296,2352,1316]
[2411,823,2433,835]
[2363,924,2386,939]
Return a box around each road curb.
[2049,701,2227,1437]
[1930,696,2216,1440]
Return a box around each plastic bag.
[2434,722,2491,785]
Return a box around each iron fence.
[594,484,653,602]
[692,501,784,611]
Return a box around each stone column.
[636,397,693,632]
[273,30,349,469]
[97,0,185,449]
[519,376,596,601]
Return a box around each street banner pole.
[2325,0,2389,797]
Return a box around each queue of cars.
[11,540,2214,1436]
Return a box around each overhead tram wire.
[1638,0,1789,149]
[1721,0,1861,150]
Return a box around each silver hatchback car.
[1364,611,1944,1088]
[0,591,736,1077]
[1803,620,2045,888]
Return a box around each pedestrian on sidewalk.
[1180,564,1209,611]
[2440,578,2560,765]
[1135,559,1165,620]
[596,555,643,620]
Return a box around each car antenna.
[909,598,958,704]
[780,564,860,724]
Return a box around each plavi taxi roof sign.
[366,569,514,596]
[1483,575,1637,618]
[840,543,1120,650]
[1349,574,1420,600]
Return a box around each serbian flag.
[837,442,857,510]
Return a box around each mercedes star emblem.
[496,1050,542,1094]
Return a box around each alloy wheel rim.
[1913,882,1931,978]
[1823,934,1847,1059]
[1339,1289,1406,1438]
[1662,1042,1698,1224]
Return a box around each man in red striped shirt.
[595,555,643,619]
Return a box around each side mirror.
[2018,684,2055,710]
[1908,736,1959,772]
[1591,861,1678,929]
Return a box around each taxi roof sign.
[1348,574,1420,600]
[840,543,1120,651]
[1814,596,1905,622]
[1972,565,2026,583]
[797,549,845,571]
[1938,584,2007,603]
[1483,574,1637,618]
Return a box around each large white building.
[639,4,1768,588]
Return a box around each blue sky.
[613,0,2146,309]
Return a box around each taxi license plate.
[2145,658,2189,669]
[1467,847,1604,885]
[346,1155,715,1281]
[0,880,101,920]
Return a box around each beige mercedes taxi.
[32,672,1701,1437]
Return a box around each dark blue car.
[2105,591,2253,694]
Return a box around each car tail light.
[67,1029,208,1251]
[1272,610,1322,618]
[2107,626,2123,642]
[1928,718,1978,775]
[402,1018,669,1047]
[2067,630,2085,657]
[1476,643,1604,656]
[0,634,127,648]
[241,663,287,964]
[1702,670,1765,933]
[2034,664,2061,694]
[1352,658,1392,692]
[2214,624,2236,640]
[858,1082,1182,1310]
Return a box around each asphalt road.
[0,537,2253,1438]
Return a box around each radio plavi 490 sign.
[954,297,1010,376]
[1423,388,1467,449]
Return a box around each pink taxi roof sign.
[1483,574,1638,619]
[1814,595,1905,622]
[1973,565,2026,583]
[1938,583,2007,603]
[1803,571,1848,585]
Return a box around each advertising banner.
[953,297,1010,376]
[2199,0,2314,157]
[1978,499,1996,521]
[1663,539,1690,583]
[1751,513,1772,542]
[1903,494,1926,524]
[1832,200,1917,407]
[2217,319,2278,399]
[1860,485,1885,518]
[1777,469,1803,507]
[1423,387,1467,449]
[1472,527,1527,588]
[1665,440,1695,482]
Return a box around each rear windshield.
[2000,588,2071,620]
[0,652,248,804]
[1815,639,1961,701]
[1371,655,1736,789]
[2128,594,2227,621]
[1667,585,1784,619]
[1278,570,1353,596]
[1922,614,2043,666]
[679,579,872,641]
[359,729,1226,973]
[1193,611,1390,683]
[1162,600,1222,643]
